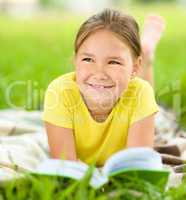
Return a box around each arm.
[126,113,156,148]
[44,122,77,160]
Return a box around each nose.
[92,64,108,80]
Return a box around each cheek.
[75,64,89,83]
[109,68,132,94]
[109,67,132,84]
[116,76,129,92]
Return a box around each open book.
[29,147,170,190]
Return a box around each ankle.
[142,50,154,68]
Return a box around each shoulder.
[47,71,77,91]
[119,77,155,109]
[128,78,159,125]
[45,71,81,109]
[128,77,153,91]
[121,77,154,99]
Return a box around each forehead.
[77,29,131,56]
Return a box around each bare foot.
[141,15,166,67]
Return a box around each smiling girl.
[42,8,159,166]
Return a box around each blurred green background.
[0,0,186,129]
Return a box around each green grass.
[0,4,186,198]
[1,5,186,128]
[0,167,186,200]
[0,4,186,128]
[131,4,186,128]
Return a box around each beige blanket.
[0,106,186,189]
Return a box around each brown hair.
[74,8,141,58]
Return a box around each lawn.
[0,168,186,200]
[0,3,186,127]
[0,3,186,199]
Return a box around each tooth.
[96,85,102,88]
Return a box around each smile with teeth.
[87,83,114,89]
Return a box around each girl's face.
[74,29,141,111]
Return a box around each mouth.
[87,83,115,90]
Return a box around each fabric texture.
[0,105,186,188]
[42,71,159,166]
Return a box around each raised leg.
[139,15,166,88]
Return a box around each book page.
[33,158,108,189]
[102,147,163,176]
[34,159,89,180]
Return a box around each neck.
[80,92,117,116]
[85,99,115,116]
[89,108,111,116]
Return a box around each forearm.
[49,138,77,161]
[45,122,78,161]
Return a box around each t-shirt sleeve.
[41,79,73,129]
[130,81,159,125]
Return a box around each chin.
[89,95,117,109]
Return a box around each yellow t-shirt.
[42,71,159,166]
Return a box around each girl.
[42,8,160,167]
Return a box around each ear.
[132,56,142,75]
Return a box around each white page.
[34,159,88,180]
[103,160,162,175]
[33,158,108,189]
[102,147,163,176]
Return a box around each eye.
[108,60,121,65]
[82,57,93,62]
